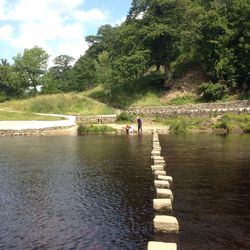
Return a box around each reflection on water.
[160,134,250,250]
[0,135,154,249]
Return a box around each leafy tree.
[96,51,113,96]
[44,55,75,92]
[85,25,115,60]
[13,46,49,93]
[227,0,250,90]
[72,55,97,91]
[0,59,24,100]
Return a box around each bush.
[0,92,6,102]
[216,116,230,133]
[199,82,228,101]
[117,112,134,122]
[77,124,116,135]
[170,119,187,135]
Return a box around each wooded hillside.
[1,0,249,104]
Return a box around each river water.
[0,134,249,249]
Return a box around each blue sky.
[0,0,132,64]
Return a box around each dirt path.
[0,112,169,136]
[0,114,76,130]
[107,122,170,134]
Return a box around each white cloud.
[55,39,89,59]
[112,16,126,26]
[0,0,120,64]
[73,9,107,22]
[0,24,13,40]
[1,0,85,21]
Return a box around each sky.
[0,0,132,64]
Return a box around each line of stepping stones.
[147,131,179,250]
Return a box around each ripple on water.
[0,135,154,249]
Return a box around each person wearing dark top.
[137,117,142,133]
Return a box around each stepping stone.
[154,215,179,233]
[151,150,161,156]
[151,165,164,171]
[156,188,173,199]
[158,175,173,183]
[154,180,170,188]
[148,242,177,250]
[153,146,161,150]
[153,199,172,211]
[152,156,164,160]
[154,170,166,176]
[154,160,166,166]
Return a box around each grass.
[0,93,115,115]
[169,119,187,134]
[166,95,200,106]
[87,74,165,108]
[0,110,64,121]
[117,112,134,123]
[77,124,116,135]
[215,113,250,133]
[155,113,250,134]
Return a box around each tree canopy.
[0,0,249,101]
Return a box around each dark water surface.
[1,134,250,250]
[0,135,154,250]
[160,134,250,250]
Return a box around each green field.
[0,93,115,116]
[0,110,64,121]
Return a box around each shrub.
[216,116,230,133]
[117,112,134,122]
[170,119,187,135]
[77,124,116,135]
[199,82,228,101]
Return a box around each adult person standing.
[137,117,142,134]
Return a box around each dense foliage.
[0,0,249,102]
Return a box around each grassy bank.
[0,110,64,121]
[0,93,114,115]
[155,113,250,134]
[77,124,116,135]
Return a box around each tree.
[96,51,113,96]
[72,55,97,91]
[85,25,115,60]
[14,46,49,93]
[44,55,75,92]
[0,59,24,100]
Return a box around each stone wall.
[0,126,73,137]
[76,114,117,124]
[128,100,250,117]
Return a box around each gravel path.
[0,114,76,130]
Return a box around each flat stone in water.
[154,170,166,176]
[148,241,177,250]
[154,215,179,233]
[151,165,164,171]
[156,188,173,199]
[153,199,172,211]
[157,175,173,183]
[154,180,170,188]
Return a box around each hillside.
[0,93,115,116]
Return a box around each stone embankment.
[76,114,117,123]
[147,131,178,250]
[128,100,250,117]
[0,114,76,136]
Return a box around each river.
[0,134,249,249]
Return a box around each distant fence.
[127,100,250,117]
[76,114,117,124]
